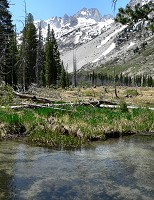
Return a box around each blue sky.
[9,0,130,31]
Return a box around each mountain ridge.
[34,8,114,50]
[34,2,154,77]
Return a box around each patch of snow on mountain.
[74,32,83,44]
[81,11,87,15]
[97,25,127,48]
[93,43,116,63]
[97,19,113,28]
[34,8,114,49]
[127,42,135,49]
[77,17,96,26]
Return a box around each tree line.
[0,0,69,91]
[86,71,154,87]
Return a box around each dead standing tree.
[72,49,77,87]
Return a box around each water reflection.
[0,136,154,200]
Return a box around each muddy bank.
[0,122,27,140]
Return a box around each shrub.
[119,100,128,112]
[0,85,14,105]
[126,89,139,97]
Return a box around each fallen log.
[99,104,154,111]
[1,103,73,112]
[13,91,118,106]
[50,100,118,107]
[13,91,52,103]
[2,102,154,111]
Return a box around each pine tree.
[45,24,54,86]
[124,75,129,86]
[8,31,18,87]
[65,64,69,88]
[20,13,37,89]
[66,71,70,88]
[0,0,14,85]
[92,71,95,86]
[60,62,67,89]
[147,75,153,87]
[51,29,61,84]
[142,74,147,87]
[36,23,44,87]
[45,25,61,86]
[119,73,123,86]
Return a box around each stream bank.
[0,105,154,148]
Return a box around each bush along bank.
[0,106,154,148]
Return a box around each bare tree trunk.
[114,64,118,98]
[72,49,77,87]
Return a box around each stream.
[0,136,154,200]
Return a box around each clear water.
[0,136,154,200]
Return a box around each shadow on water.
[0,169,15,200]
[0,136,154,200]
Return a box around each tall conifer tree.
[20,13,37,89]
[0,0,15,85]
[9,31,18,86]
[45,25,61,86]
[60,62,67,89]
[36,23,44,87]
[51,29,61,83]
[45,24,54,86]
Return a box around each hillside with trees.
[0,0,154,91]
[0,0,69,91]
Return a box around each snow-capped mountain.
[34,8,114,50]
[61,22,128,72]
[74,8,102,22]
[34,4,154,76]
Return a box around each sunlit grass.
[0,105,154,148]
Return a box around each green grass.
[125,89,139,97]
[0,109,20,124]
[0,106,154,148]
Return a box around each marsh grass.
[28,127,82,149]
[0,105,154,148]
[0,109,20,124]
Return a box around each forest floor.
[30,86,154,108]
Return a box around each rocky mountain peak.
[63,13,70,25]
[34,7,114,51]
[74,8,102,22]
